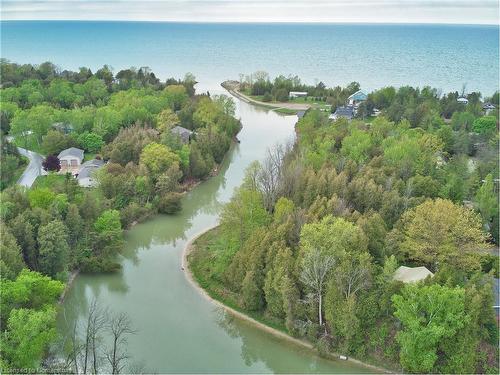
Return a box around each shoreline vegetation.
[191,74,499,374]
[0,60,243,371]
[185,225,393,373]
[222,80,310,115]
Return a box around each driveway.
[17,147,44,188]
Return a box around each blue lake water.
[1,21,499,94]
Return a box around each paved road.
[17,147,44,188]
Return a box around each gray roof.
[81,159,105,168]
[171,126,193,142]
[58,147,84,160]
[393,266,434,283]
[334,106,354,119]
[483,103,496,110]
[77,159,105,179]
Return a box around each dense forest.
[190,77,499,373]
[0,60,240,371]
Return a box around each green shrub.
[158,192,183,214]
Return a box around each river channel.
[57,86,373,374]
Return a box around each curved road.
[17,147,44,188]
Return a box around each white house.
[393,266,434,283]
[77,158,105,187]
[58,147,84,175]
[483,103,496,115]
[457,97,469,105]
[289,91,308,99]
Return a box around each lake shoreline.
[183,225,392,374]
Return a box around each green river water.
[57,86,375,374]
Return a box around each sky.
[1,0,498,24]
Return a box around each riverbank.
[184,226,392,374]
[58,270,80,304]
[222,80,309,115]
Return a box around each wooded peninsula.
[0,60,240,371]
[189,73,499,373]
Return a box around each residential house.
[393,266,434,283]
[483,103,496,115]
[348,90,367,106]
[171,126,193,144]
[289,91,308,99]
[457,97,469,105]
[329,105,354,121]
[77,158,105,187]
[58,147,84,175]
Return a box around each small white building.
[58,147,84,175]
[77,159,105,187]
[457,97,469,105]
[289,91,308,99]
[393,266,434,283]
[483,103,496,115]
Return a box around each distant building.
[58,147,84,175]
[372,108,381,117]
[457,97,469,105]
[348,90,367,106]
[297,110,306,119]
[171,126,193,144]
[483,103,496,114]
[393,266,434,283]
[330,105,354,121]
[77,158,105,187]
[289,91,308,99]
[52,122,74,134]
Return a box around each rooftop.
[333,105,354,119]
[171,126,193,142]
[58,147,84,160]
[78,159,105,179]
[348,90,367,101]
[393,266,434,283]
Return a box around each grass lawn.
[274,108,299,115]
[32,173,68,190]
[246,94,331,111]
[188,226,288,333]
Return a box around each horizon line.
[1,19,498,26]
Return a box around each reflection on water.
[58,87,372,373]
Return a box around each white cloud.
[1,0,498,24]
